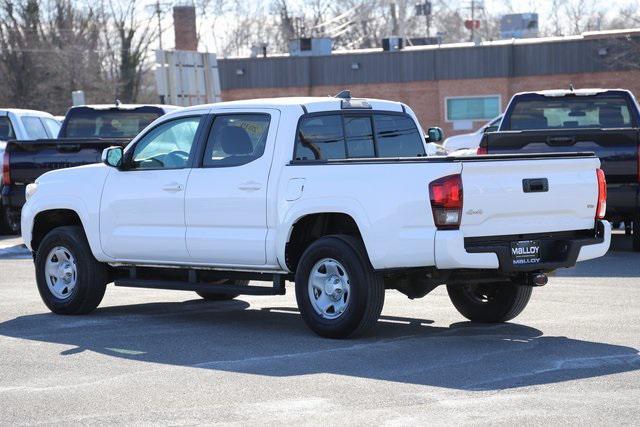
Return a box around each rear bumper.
[435,220,610,272]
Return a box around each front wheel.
[447,280,532,323]
[35,226,108,314]
[295,235,385,339]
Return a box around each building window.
[446,96,501,121]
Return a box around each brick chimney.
[173,5,198,51]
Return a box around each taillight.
[430,174,463,229]
[595,168,606,219]
[476,145,487,155]
[1,150,9,185]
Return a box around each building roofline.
[219,27,640,61]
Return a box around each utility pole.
[156,1,163,52]
[155,1,164,52]
[146,1,170,52]
[463,0,483,42]
[471,0,475,42]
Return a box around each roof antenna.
[569,83,575,92]
[334,90,351,99]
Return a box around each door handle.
[523,178,548,193]
[547,136,575,146]
[162,183,183,193]
[238,181,262,191]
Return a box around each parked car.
[1,108,61,234]
[1,103,178,234]
[443,114,503,153]
[21,95,610,338]
[478,88,640,250]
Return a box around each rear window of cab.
[505,93,637,130]
[294,113,425,161]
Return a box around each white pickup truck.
[20,94,611,338]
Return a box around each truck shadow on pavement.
[0,299,638,391]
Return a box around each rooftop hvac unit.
[288,38,332,57]
[500,13,539,39]
[407,36,441,46]
[382,36,404,51]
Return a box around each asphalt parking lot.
[0,233,638,425]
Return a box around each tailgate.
[7,138,130,184]
[485,129,639,184]
[460,155,600,237]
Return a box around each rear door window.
[203,114,271,167]
[294,112,425,161]
[22,116,49,139]
[506,94,635,130]
[295,115,346,160]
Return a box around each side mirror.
[426,127,444,143]
[484,125,499,133]
[102,146,123,168]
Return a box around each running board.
[114,274,286,296]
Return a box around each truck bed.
[5,137,131,185]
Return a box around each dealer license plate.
[511,240,541,265]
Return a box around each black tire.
[0,205,20,235]
[294,234,385,339]
[195,280,249,301]
[447,279,532,323]
[633,216,640,252]
[35,226,108,315]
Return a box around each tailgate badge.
[466,208,483,215]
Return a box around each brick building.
[216,29,640,136]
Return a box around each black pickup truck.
[1,104,177,233]
[478,88,640,250]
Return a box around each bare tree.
[0,0,108,112]
[101,0,156,103]
[0,0,47,108]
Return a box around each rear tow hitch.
[529,273,548,287]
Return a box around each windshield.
[506,94,634,130]
[64,108,163,138]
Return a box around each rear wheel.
[35,226,108,314]
[195,280,249,301]
[295,235,385,338]
[633,215,640,252]
[0,206,20,235]
[447,279,532,323]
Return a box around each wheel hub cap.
[45,246,78,300]
[308,258,351,319]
